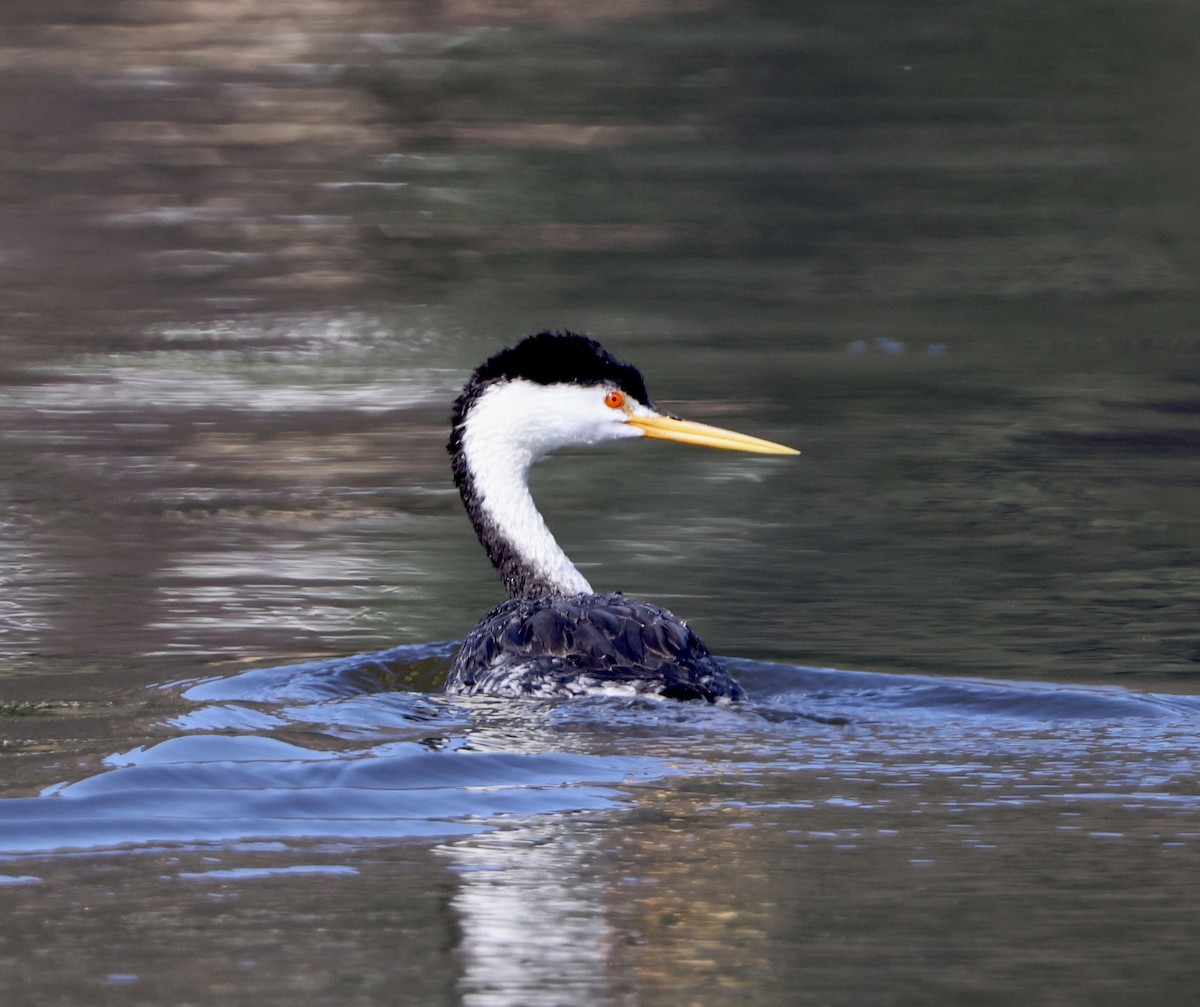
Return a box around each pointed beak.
[625,413,799,455]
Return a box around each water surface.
[2,1,1200,1004]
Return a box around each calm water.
[2,2,1200,1004]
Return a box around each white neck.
[459,383,597,597]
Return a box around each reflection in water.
[0,511,54,653]
[440,825,621,1007]
[0,645,1199,1003]
[2,0,1199,685]
[3,1,1200,1004]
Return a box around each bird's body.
[443,331,796,702]
[449,592,740,701]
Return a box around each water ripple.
[2,649,1198,859]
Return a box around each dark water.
[3,2,1200,1004]
[4,654,1200,1004]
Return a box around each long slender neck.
[451,403,593,600]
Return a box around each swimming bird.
[444,331,797,702]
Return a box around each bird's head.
[450,331,798,465]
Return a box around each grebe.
[444,331,797,702]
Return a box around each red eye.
[604,389,625,409]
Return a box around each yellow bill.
[626,413,799,455]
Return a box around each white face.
[468,378,655,464]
